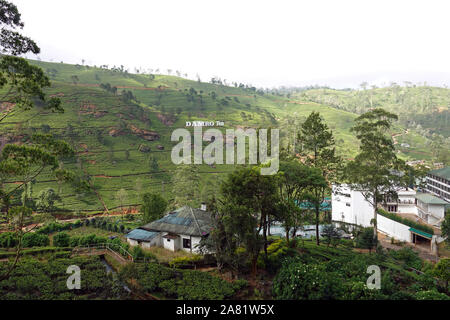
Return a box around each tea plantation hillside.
[0,59,443,214]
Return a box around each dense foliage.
[141,193,167,224]
[272,240,449,300]
[119,263,238,300]
[0,232,49,248]
[0,256,129,299]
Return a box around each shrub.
[119,263,236,300]
[72,220,82,228]
[141,193,168,224]
[50,251,72,259]
[53,232,70,247]
[231,279,248,291]
[0,256,129,299]
[22,233,50,247]
[433,258,450,291]
[389,291,416,300]
[321,224,341,247]
[262,239,294,273]
[0,232,17,248]
[355,227,377,251]
[36,222,75,235]
[415,290,450,300]
[273,258,345,300]
[170,270,235,300]
[169,255,202,268]
[159,279,178,298]
[131,246,145,259]
[388,247,422,270]
[69,236,81,247]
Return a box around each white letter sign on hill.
[170,127,279,175]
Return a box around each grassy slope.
[0,59,435,212]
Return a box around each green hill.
[0,59,446,214]
[299,86,450,164]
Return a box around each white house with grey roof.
[126,204,213,253]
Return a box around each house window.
[166,238,171,242]
[183,238,191,249]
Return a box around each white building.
[415,193,448,226]
[383,188,417,214]
[331,185,446,246]
[126,205,212,254]
[331,184,374,227]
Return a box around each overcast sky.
[12,0,450,89]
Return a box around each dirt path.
[392,129,409,145]
[70,83,169,91]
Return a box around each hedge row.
[0,247,70,259]
[36,221,82,235]
[36,217,134,236]
[0,232,50,248]
[85,217,131,234]
[52,232,131,258]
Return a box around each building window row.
[426,186,450,200]
[428,174,449,185]
[426,179,450,193]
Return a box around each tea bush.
[119,263,237,300]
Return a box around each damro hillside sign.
[171,126,279,175]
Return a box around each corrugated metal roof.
[141,206,213,237]
[159,215,192,226]
[415,192,448,205]
[126,228,159,241]
[409,227,433,239]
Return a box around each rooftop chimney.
[200,203,207,211]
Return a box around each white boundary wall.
[377,215,412,242]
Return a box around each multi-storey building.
[383,188,417,214]
[425,166,450,203]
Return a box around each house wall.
[141,234,161,249]
[191,236,202,253]
[127,238,138,246]
[127,235,160,249]
[398,204,417,214]
[428,204,445,220]
[179,234,202,253]
[162,232,180,251]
